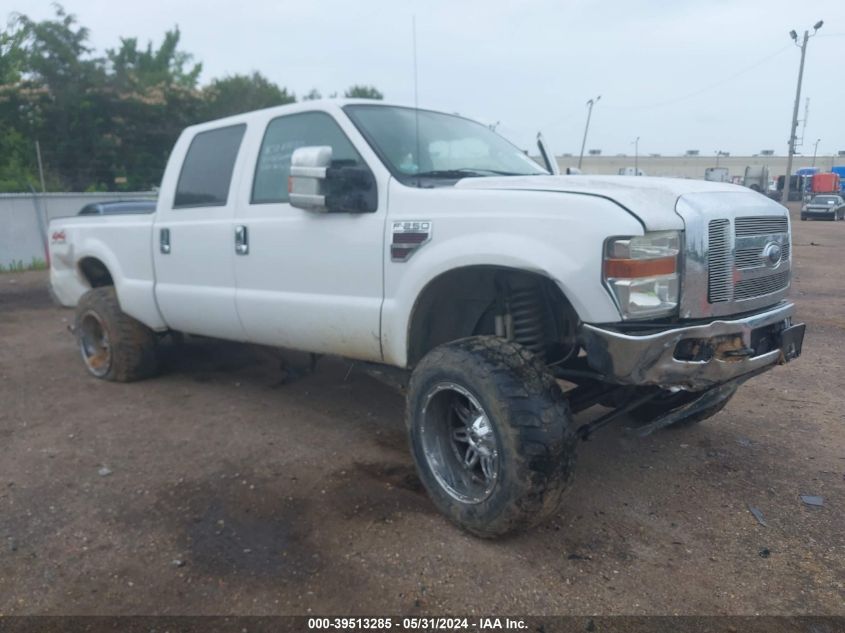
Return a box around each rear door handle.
[235,225,249,255]
[160,228,171,254]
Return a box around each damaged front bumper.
[579,301,804,391]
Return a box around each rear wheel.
[75,287,158,382]
[406,336,577,537]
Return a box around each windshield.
[344,105,546,184]
[811,196,838,204]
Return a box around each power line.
[604,44,792,111]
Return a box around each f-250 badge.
[391,221,432,262]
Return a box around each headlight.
[603,231,681,319]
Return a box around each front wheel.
[406,337,577,537]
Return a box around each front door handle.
[160,228,171,254]
[235,225,249,255]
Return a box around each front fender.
[380,233,623,368]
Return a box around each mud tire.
[406,336,577,537]
[74,287,158,382]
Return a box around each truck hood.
[454,175,766,231]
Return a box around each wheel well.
[78,257,114,288]
[407,266,578,366]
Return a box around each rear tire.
[406,336,577,537]
[74,287,158,382]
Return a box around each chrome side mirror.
[289,146,332,212]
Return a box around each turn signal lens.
[603,231,682,319]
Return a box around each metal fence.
[0,192,156,268]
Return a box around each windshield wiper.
[413,168,530,179]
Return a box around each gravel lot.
[0,203,842,616]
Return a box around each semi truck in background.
[810,172,841,195]
[776,175,811,201]
[743,166,769,193]
[831,166,845,195]
[705,167,729,183]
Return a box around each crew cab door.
[232,110,386,361]
[153,124,248,340]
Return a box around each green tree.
[344,84,383,99]
[0,15,26,84]
[302,88,322,101]
[107,28,201,90]
[202,72,294,120]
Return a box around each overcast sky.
[14,0,845,157]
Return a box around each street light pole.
[812,138,821,167]
[578,95,601,170]
[633,137,640,176]
[783,21,823,204]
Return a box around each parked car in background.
[801,194,845,221]
[77,200,156,216]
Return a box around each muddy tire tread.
[75,287,157,382]
[407,336,577,538]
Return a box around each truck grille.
[707,216,790,304]
[707,219,732,302]
[735,242,790,269]
[734,216,788,237]
[735,270,790,300]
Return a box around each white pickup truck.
[49,100,805,536]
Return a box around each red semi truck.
[811,172,841,194]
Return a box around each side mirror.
[289,146,332,212]
[289,145,377,213]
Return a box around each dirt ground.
[0,203,842,616]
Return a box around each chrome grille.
[735,242,790,270]
[707,219,732,303]
[735,216,788,237]
[735,270,790,300]
[677,192,792,319]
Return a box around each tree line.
[0,6,383,192]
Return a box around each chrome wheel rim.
[78,311,111,377]
[419,382,500,504]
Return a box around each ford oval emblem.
[763,242,782,267]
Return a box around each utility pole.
[783,21,823,204]
[578,95,601,170]
[35,140,47,193]
[811,138,821,167]
[633,137,640,176]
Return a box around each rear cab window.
[174,124,246,208]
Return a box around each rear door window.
[174,124,246,208]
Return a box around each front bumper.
[803,208,836,217]
[579,301,804,391]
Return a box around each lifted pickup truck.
[49,100,805,536]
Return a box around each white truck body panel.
[49,214,165,329]
[48,100,794,373]
[227,104,391,361]
[379,183,642,366]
